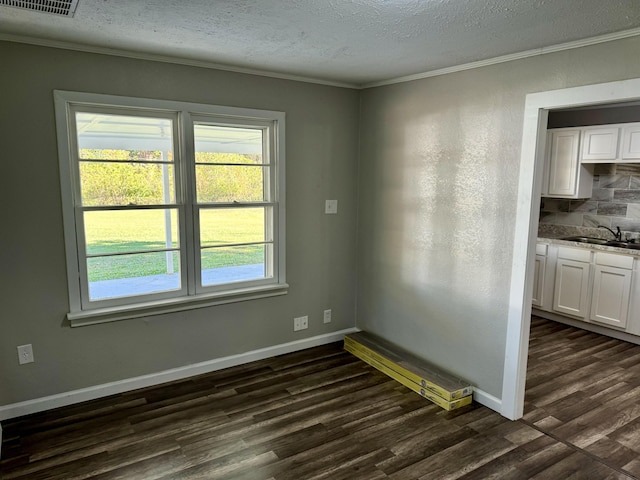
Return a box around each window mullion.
[181,111,198,296]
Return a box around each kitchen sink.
[561,236,609,245]
[623,243,640,250]
[561,236,640,250]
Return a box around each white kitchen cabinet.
[544,129,593,198]
[532,244,547,308]
[621,124,640,160]
[626,259,640,336]
[534,242,640,340]
[590,252,633,329]
[532,242,556,312]
[553,247,591,319]
[581,126,620,162]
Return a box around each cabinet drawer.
[595,252,633,269]
[536,243,548,256]
[557,246,591,263]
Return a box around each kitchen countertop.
[538,237,640,257]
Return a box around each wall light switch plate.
[17,344,34,364]
[325,200,338,214]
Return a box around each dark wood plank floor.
[1,316,640,479]
[524,316,640,479]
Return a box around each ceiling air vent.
[0,0,79,17]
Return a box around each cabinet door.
[590,265,632,329]
[553,259,590,319]
[547,130,581,197]
[532,254,546,307]
[543,129,593,199]
[581,127,619,161]
[621,124,640,160]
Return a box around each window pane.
[196,165,265,203]
[76,113,174,162]
[84,209,179,255]
[80,162,175,206]
[88,251,181,300]
[199,208,269,247]
[201,245,271,286]
[194,124,263,164]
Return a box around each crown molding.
[362,27,640,89]
[0,33,360,90]
[2,27,640,91]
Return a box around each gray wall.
[357,37,640,398]
[0,41,360,406]
[4,35,640,409]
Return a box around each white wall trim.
[363,27,640,89]
[472,388,502,413]
[0,328,358,422]
[533,309,640,346]
[2,28,640,91]
[0,33,359,90]
[502,78,640,421]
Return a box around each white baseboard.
[473,388,502,413]
[0,328,358,422]
[532,308,640,345]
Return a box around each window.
[54,91,286,325]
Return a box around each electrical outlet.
[323,309,332,323]
[294,315,309,331]
[17,344,34,365]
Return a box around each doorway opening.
[502,78,640,420]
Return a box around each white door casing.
[504,77,640,421]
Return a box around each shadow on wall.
[360,101,514,394]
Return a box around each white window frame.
[54,91,287,326]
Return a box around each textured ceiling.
[1,0,640,87]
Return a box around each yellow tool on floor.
[344,331,473,411]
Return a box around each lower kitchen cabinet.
[590,253,633,329]
[532,244,547,308]
[552,247,591,319]
[534,241,640,340]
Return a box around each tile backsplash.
[538,164,640,241]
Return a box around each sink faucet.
[598,225,622,241]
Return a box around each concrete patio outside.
[89,264,265,300]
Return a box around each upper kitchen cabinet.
[543,129,593,199]
[622,124,640,160]
[576,122,640,163]
[581,126,620,162]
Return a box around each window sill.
[67,283,289,327]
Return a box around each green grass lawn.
[85,209,265,281]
